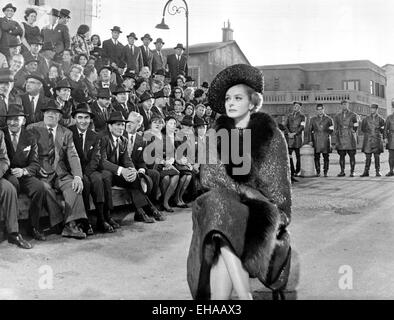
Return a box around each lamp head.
[156,17,169,30]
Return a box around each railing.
[263,90,385,106]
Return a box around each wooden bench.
[17,187,133,220]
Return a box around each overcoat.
[361,114,385,154]
[309,114,334,154]
[334,110,359,151]
[285,111,305,149]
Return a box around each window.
[370,80,374,95]
[274,77,280,91]
[380,84,385,98]
[343,80,360,91]
[369,80,385,98]
[188,67,200,87]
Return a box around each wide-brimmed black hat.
[194,116,208,127]
[40,42,55,52]
[97,88,111,99]
[181,115,194,127]
[371,104,379,109]
[48,8,60,17]
[2,104,27,117]
[126,32,138,40]
[201,81,209,89]
[153,90,165,99]
[113,85,130,95]
[98,65,112,74]
[54,79,72,90]
[122,71,136,80]
[8,36,22,48]
[0,68,14,83]
[293,101,302,106]
[2,3,16,12]
[140,33,153,41]
[139,92,153,103]
[208,64,264,114]
[107,111,129,124]
[174,43,185,50]
[41,100,63,114]
[29,36,43,45]
[111,26,122,33]
[59,9,70,18]
[72,103,95,118]
[25,73,44,85]
[186,75,194,82]
[154,38,164,45]
[71,88,90,103]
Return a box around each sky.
[92,0,394,67]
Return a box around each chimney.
[222,20,233,42]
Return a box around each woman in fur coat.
[187,64,292,300]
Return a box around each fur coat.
[187,112,292,299]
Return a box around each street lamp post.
[155,0,189,58]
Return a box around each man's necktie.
[127,135,134,157]
[48,128,55,165]
[115,138,119,163]
[158,51,163,64]
[11,133,18,151]
[79,133,84,151]
[147,110,151,122]
[30,96,35,114]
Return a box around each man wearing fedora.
[151,89,170,119]
[285,101,306,181]
[0,129,32,249]
[100,111,162,224]
[0,3,23,56]
[102,26,124,73]
[121,32,143,75]
[166,43,188,86]
[69,103,114,233]
[125,111,164,222]
[52,78,75,127]
[59,9,71,27]
[90,88,113,134]
[112,85,132,119]
[3,104,64,241]
[27,100,89,239]
[7,36,22,60]
[19,73,49,125]
[23,36,45,72]
[95,65,117,93]
[138,91,155,132]
[152,38,167,75]
[0,67,14,127]
[139,33,153,71]
[41,9,70,58]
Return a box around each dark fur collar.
[215,112,277,163]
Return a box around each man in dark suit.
[102,26,124,72]
[37,42,57,78]
[0,128,32,249]
[70,103,115,233]
[100,111,161,224]
[20,74,49,125]
[0,3,23,56]
[151,38,167,75]
[3,104,63,241]
[138,92,154,132]
[27,100,89,239]
[151,90,170,119]
[95,65,117,93]
[126,111,164,221]
[90,88,113,134]
[121,32,143,75]
[166,43,188,86]
[41,9,70,56]
[0,68,14,128]
[112,85,132,119]
[139,33,153,71]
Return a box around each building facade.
[258,60,387,124]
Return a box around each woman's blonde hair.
[240,84,263,113]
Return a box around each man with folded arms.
[27,100,89,239]
[2,104,63,241]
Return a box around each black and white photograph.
[0,0,393,305]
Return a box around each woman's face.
[138,81,147,92]
[49,66,59,79]
[177,78,184,87]
[27,12,37,24]
[92,36,99,46]
[185,105,194,116]
[174,90,182,98]
[225,84,252,120]
[166,119,177,133]
[196,106,206,118]
[151,120,164,131]
[79,56,88,67]
[206,106,212,116]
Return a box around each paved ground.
[1,151,394,300]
